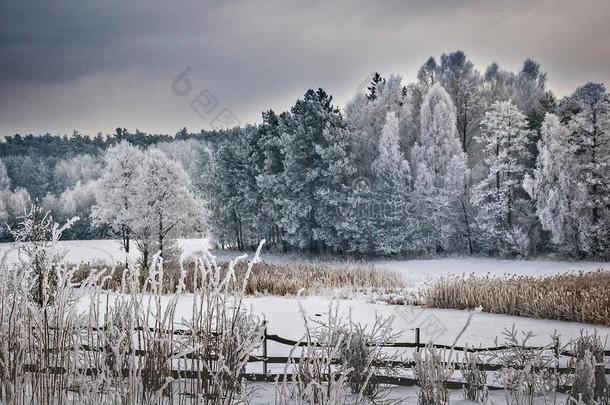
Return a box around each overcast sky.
[1,0,609,137]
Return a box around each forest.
[0,51,608,259]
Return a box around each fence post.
[415,327,420,353]
[262,320,268,376]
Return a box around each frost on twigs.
[0,217,266,404]
[277,295,401,404]
[414,345,453,405]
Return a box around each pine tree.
[206,129,252,250]
[255,110,285,249]
[279,89,355,253]
[366,72,385,101]
[472,101,535,256]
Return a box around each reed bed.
[422,270,610,325]
[75,261,406,296]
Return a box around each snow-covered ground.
[0,238,212,267]
[3,238,603,286]
[4,238,609,347]
[5,238,609,403]
[78,292,609,403]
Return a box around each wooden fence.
[253,323,610,392]
[23,323,610,393]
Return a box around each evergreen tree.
[255,110,286,249]
[279,89,355,253]
[472,101,535,256]
[206,129,253,250]
[366,72,385,101]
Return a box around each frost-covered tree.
[133,149,207,264]
[525,113,581,255]
[53,154,103,191]
[411,83,469,253]
[0,160,11,191]
[437,51,485,158]
[92,141,144,266]
[279,89,355,253]
[43,180,98,239]
[482,62,515,105]
[417,57,438,90]
[512,59,548,122]
[0,187,30,240]
[206,126,262,251]
[472,101,535,256]
[565,83,610,258]
[346,75,414,177]
[370,111,411,254]
[255,110,286,248]
[156,138,211,192]
[366,72,385,101]
[412,83,465,190]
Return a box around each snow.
[2,238,608,343]
[78,292,610,354]
[77,292,607,404]
[0,238,212,266]
[4,239,607,403]
[372,256,608,288]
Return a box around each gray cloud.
[1,0,609,136]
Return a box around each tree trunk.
[158,214,163,259]
[461,198,474,255]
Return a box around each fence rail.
[22,324,610,393]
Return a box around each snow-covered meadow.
[2,237,606,287]
[49,239,606,403]
[3,237,607,348]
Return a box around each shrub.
[338,314,399,400]
[491,327,558,405]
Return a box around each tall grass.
[0,208,266,404]
[75,260,405,297]
[422,270,610,325]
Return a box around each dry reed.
[422,270,610,325]
[75,260,405,296]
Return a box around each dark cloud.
[1,0,609,136]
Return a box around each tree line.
[206,52,609,259]
[0,50,608,259]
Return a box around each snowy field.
[21,238,606,345]
[3,240,610,403]
[4,238,609,346]
[79,292,610,404]
[0,238,606,288]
